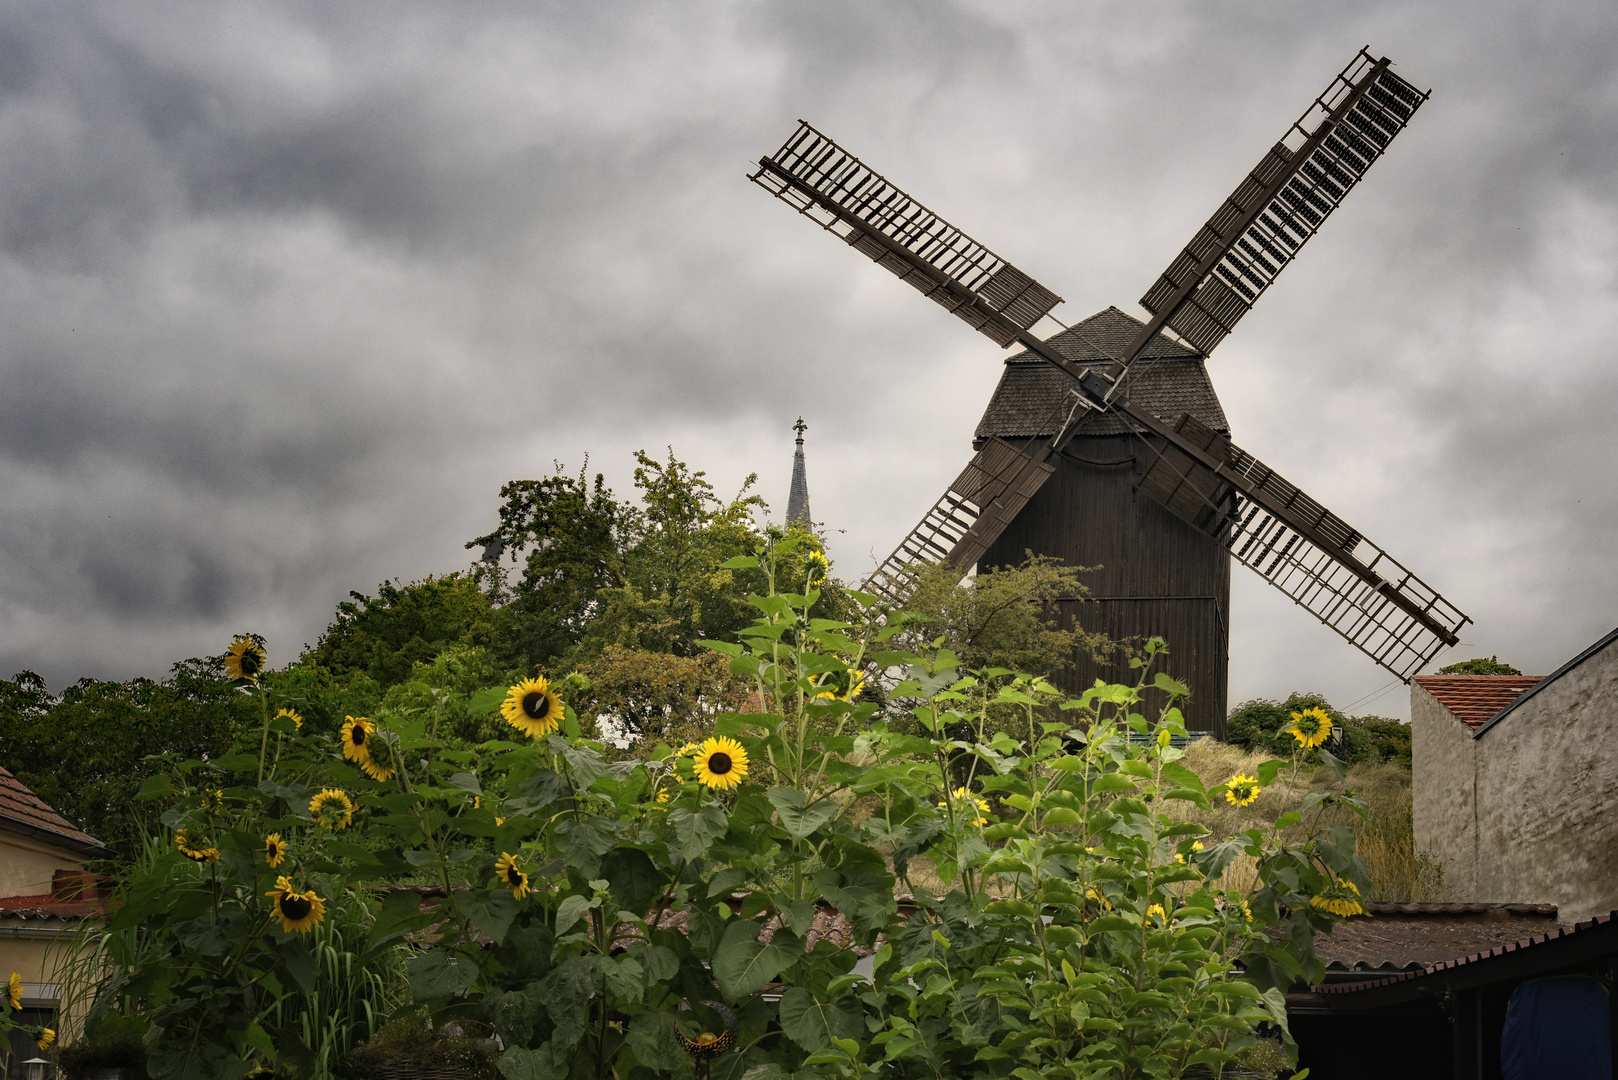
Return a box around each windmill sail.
[863,438,1056,604]
[1132,410,1465,677]
[751,123,1063,349]
[1137,50,1428,357]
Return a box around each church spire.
[786,417,812,527]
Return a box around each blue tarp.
[1501,976,1611,1080]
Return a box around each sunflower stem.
[255,681,272,783]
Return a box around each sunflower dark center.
[708,753,733,775]
[350,725,366,746]
[280,895,312,920]
[522,692,550,719]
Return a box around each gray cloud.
[0,0,1615,719]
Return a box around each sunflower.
[225,635,266,682]
[275,707,303,731]
[264,833,288,868]
[1085,885,1112,912]
[360,749,395,783]
[655,787,672,804]
[812,667,866,703]
[6,972,20,1010]
[1223,774,1261,808]
[35,1027,54,1050]
[1309,878,1365,918]
[340,716,376,768]
[1174,839,1206,865]
[805,549,829,584]
[1230,897,1253,923]
[693,737,749,791]
[1286,706,1333,749]
[198,788,225,813]
[675,742,701,757]
[175,829,221,864]
[309,788,355,830]
[494,852,530,900]
[266,876,327,933]
[1145,903,1168,925]
[501,677,563,739]
[679,1001,736,1060]
[936,787,991,826]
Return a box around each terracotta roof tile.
[1299,903,1561,971]
[0,767,104,851]
[1412,675,1544,729]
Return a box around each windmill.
[749,49,1470,735]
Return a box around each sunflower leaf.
[408,949,478,1003]
[767,787,838,841]
[669,804,728,862]
[777,987,860,1052]
[711,920,799,999]
[447,772,483,795]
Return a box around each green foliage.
[895,553,1112,678]
[53,1026,150,1078]
[571,646,754,750]
[77,534,1365,1079]
[0,660,255,852]
[1224,693,1411,768]
[304,574,499,692]
[1438,655,1522,675]
[339,1014,496,1079]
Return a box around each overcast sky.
[1,0,1615,719]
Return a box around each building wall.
[1412,636,1618,922]
[1410,684,1479,897]
[1473,638,1618,923]
[982,434,1231,734]
[0,834,83,899]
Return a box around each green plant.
[1437,656,1521,675]
[339,1014,496,1079]
[53,1024,150,1079]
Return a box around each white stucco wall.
[1412,633,1618,923]
[1411,683,1479,898]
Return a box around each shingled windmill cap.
[786,417,812,527]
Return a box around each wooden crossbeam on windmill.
[750,49,1470,735]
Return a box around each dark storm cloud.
[0,0,1614,718]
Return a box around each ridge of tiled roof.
[975,307,1228,441]
[0,766,104,853]
[1472,624,1618,738]
[1309,910,1618,996]
[1412,675,1544,730]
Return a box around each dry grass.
[1169,739,1444,902]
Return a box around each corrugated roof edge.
[1471,624,1618,740]
[1308,909,1618,996]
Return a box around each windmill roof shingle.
[974,307,1229,440]
[1413,675,1545,730]
[0,766,104,853]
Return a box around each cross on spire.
[786,417,811,527]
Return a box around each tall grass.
[1170,739,1444,902]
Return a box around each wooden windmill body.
[976,308,1232,732]
[750,50,1471,731]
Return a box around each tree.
[895,553,1111,677]
[1225,692,1412,767]
[571,646,755,749]
[0,660,255,853]
[1438,655,1522,675]
[303,573,499,691]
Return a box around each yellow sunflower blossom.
[1086,886,1112,911]
[812,668,866,703]
[175,829,221,864]
[224,635,266,682]
[495,852,531,900]
[35,1027,54,1050]
[805,549,829,583]
[655,787,672,804]
[6,972,20,1010]
[266,876,327,933]
[264,833,288,869]
[1309,878,1365,918]
[1286,706,1333,749]
[275,707,303,731]
[501,677,563,739]
[693,737,749,790]
[936,787,991,826]
[340,716,376,768]
[1231,897,1253,923]
[675,742,701,757]
[1175,839,1206,865]
[309,788,355,831]
[495,816,506,826]
[1146,903,1168,925]
[1224,774,1261,807]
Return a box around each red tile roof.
[0,766,104,852]
[0,871,108,920]
[1413,675,1544,729]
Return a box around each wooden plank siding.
[979,434,1231,736]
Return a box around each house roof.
[1472,624,1618,739]
[1305,903,1561,973]
[1299,909,1618,1008]
[974,307,1229,441]
[1411,675,1544,729]
[0,767,104,855]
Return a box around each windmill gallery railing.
[750,48,1469,683]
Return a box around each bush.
[340,1015,497,1080]
[1225,693,1411,767]
[54,1028,150,1079]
